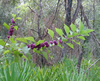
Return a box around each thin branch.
[31,29,38,33]
[72,0,82,23]
[37,0,42,39]
[83,58,100,74]
[93,0,96,28]
[28,6,38,16]
[64,0,67,11]
[51,0,60,25]
[47,0,60,30]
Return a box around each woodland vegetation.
[0,0,100,81]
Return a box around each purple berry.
[8,31,13,36]
[10,25,14,29]
[50,41,53,44]
[31,44,35,49]
[53,40,58,45]
[44,41,48,45]
[9,28,14,32]
[7,35,10,39]
[36,44,41,49]
[27,44,30,48]
[46,43,49,47]
[40,43,45,47]
[44,41,49,47]
[59,40,62,44]
[11,18,15,24]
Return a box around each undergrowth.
[0,57,100,81]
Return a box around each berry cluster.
[7,18,15,39]
[27,40,62,50]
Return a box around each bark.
[72,0,82,24]
[61,0,72,61]
[65,0,72,27]
[77,49,83,73]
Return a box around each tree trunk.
[61,0,72,61]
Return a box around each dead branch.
[83,58,100,74]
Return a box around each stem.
[83,58,100,74]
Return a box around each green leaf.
[48,29,54,39]
[62,37,68,42]
[66,43,74,49]
[10,43,18,50]
[50,56,53,60]
[4,59,9,69]
[72,40,80,45]
[13,50,23,57]
[24,37,35,42]
[80,21,84,32]
[67,35,73,38]
[35,50,41,54]
[64,24,70,35]
[72,32,79,36]
[55,28,64,37]
[70,23,76,32]
[0,39,5,46]
[82,29,94,34]
[26,53,32,59]
[33,48,36,52]
[77,36,85,40]
[14,26,18,30]
[3,50,9,55]
[10,37,16,43]
[16,38,28,43]
[22,46,30,54]
[82,33,89,36]
[16,17,22,20]
[46,48,51,54]
[58,44,64,48]
[12,14,16,18]
[42,51,48,61]
[20,43,26,47]
[3,22,9,29]
[22,55,28,60]
[36,40,45,45]
[13,50,20,55]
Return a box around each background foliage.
[0,0,100,81]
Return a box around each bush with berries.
[0,14,94,66]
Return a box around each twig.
[83,58,100,74]
[51,0,60,25]
[31,29,38,33]
[28,6,38,16]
